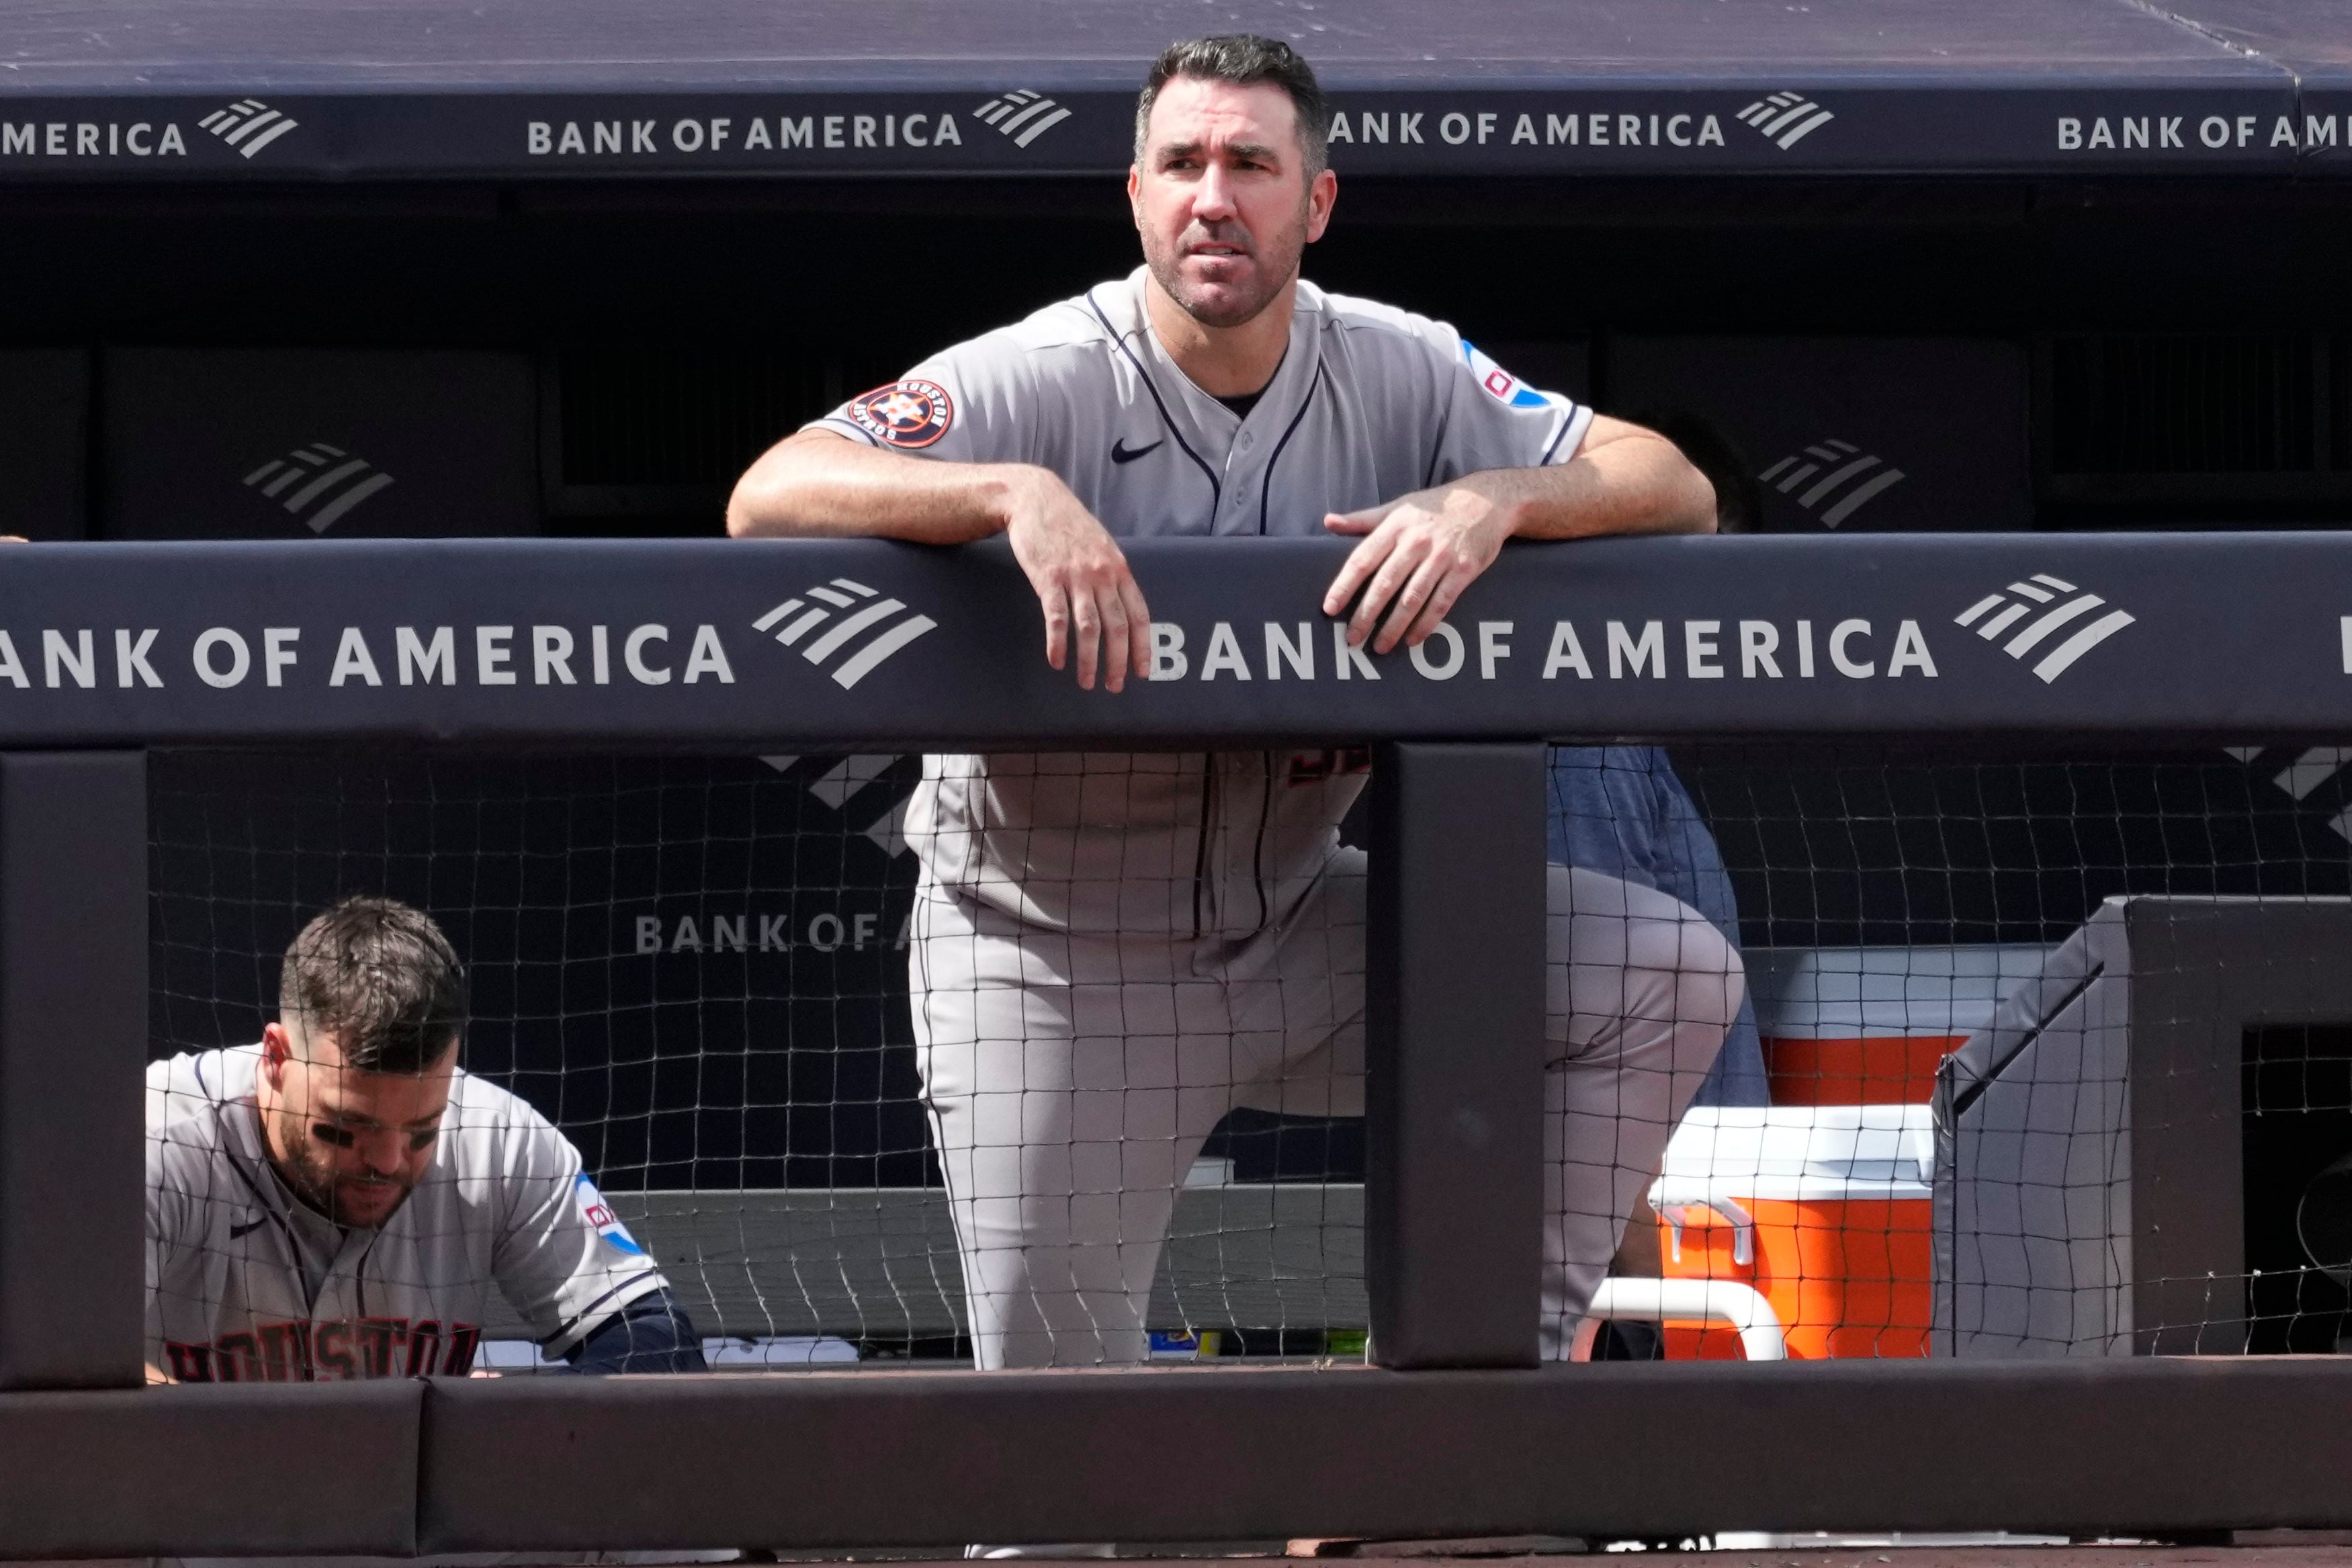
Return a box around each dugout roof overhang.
[0,0,2349,182]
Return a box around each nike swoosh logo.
[230,1217,267,1240]
[1110,437,1164,465]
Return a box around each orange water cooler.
[1612,945,2054,1360]
[1647,1104,1937,1359]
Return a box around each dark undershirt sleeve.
[560,1287,707,1374]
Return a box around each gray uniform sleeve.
[484,1092,669,1355]
[142,1128,200,1375]
[803,326,1045,467]
[1425,333,1594,486]
[145,1053,195,1133]
[142,1135,167,1354]
[144,1044,260,1131]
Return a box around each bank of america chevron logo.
[1758,438,1905,528]
[1735,91,1834,150]
[2224,745,2352,844]
[754,578,938,690]
[1954,574,2136,685]
[973,89,1072,148]
[762,753,917,857]
[198,99,300,159]
[241,443,396,532]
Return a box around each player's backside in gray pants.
[912,850,1744,1369]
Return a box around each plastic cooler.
[1745,945,2054,1104]
[1647,1105,1935,1358]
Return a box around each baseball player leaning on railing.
[730,33,1743,1370]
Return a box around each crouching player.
[146,896,705,1380]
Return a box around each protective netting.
[1666,743,2352,1362]
[143,742,2352,1375]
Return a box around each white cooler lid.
[1650,1105,1935,1206]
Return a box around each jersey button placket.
[1218,431,1252,530]
[1223,467,1254,528]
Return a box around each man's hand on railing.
[1320,479,1515,655]
[1002,472,1153,695]
[1319,424,1714,656]
[727,430,1156,694]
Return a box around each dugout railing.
[5,530,2352,1555]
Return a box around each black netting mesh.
[144,743,2352,1374]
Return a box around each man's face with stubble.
[257,1019,455,1229]
[1130,75,1336,330]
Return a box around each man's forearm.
[1478,429,1717,542]
[726,430,1028,541]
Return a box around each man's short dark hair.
[279,896,466,1073]
[1135,34,1332,176]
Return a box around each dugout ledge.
[408,1357,2352,1552]
[0,1379,419,1557]
[2,1359,2343,1555]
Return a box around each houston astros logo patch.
[847,378,955,449]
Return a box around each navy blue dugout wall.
[101,350,537,541]
[1608,339,2033,534]
[0,351,88,542]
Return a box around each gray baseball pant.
[911,854,1744,1369]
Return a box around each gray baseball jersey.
[145,1045,666,1381]
[810,267,1592,937]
